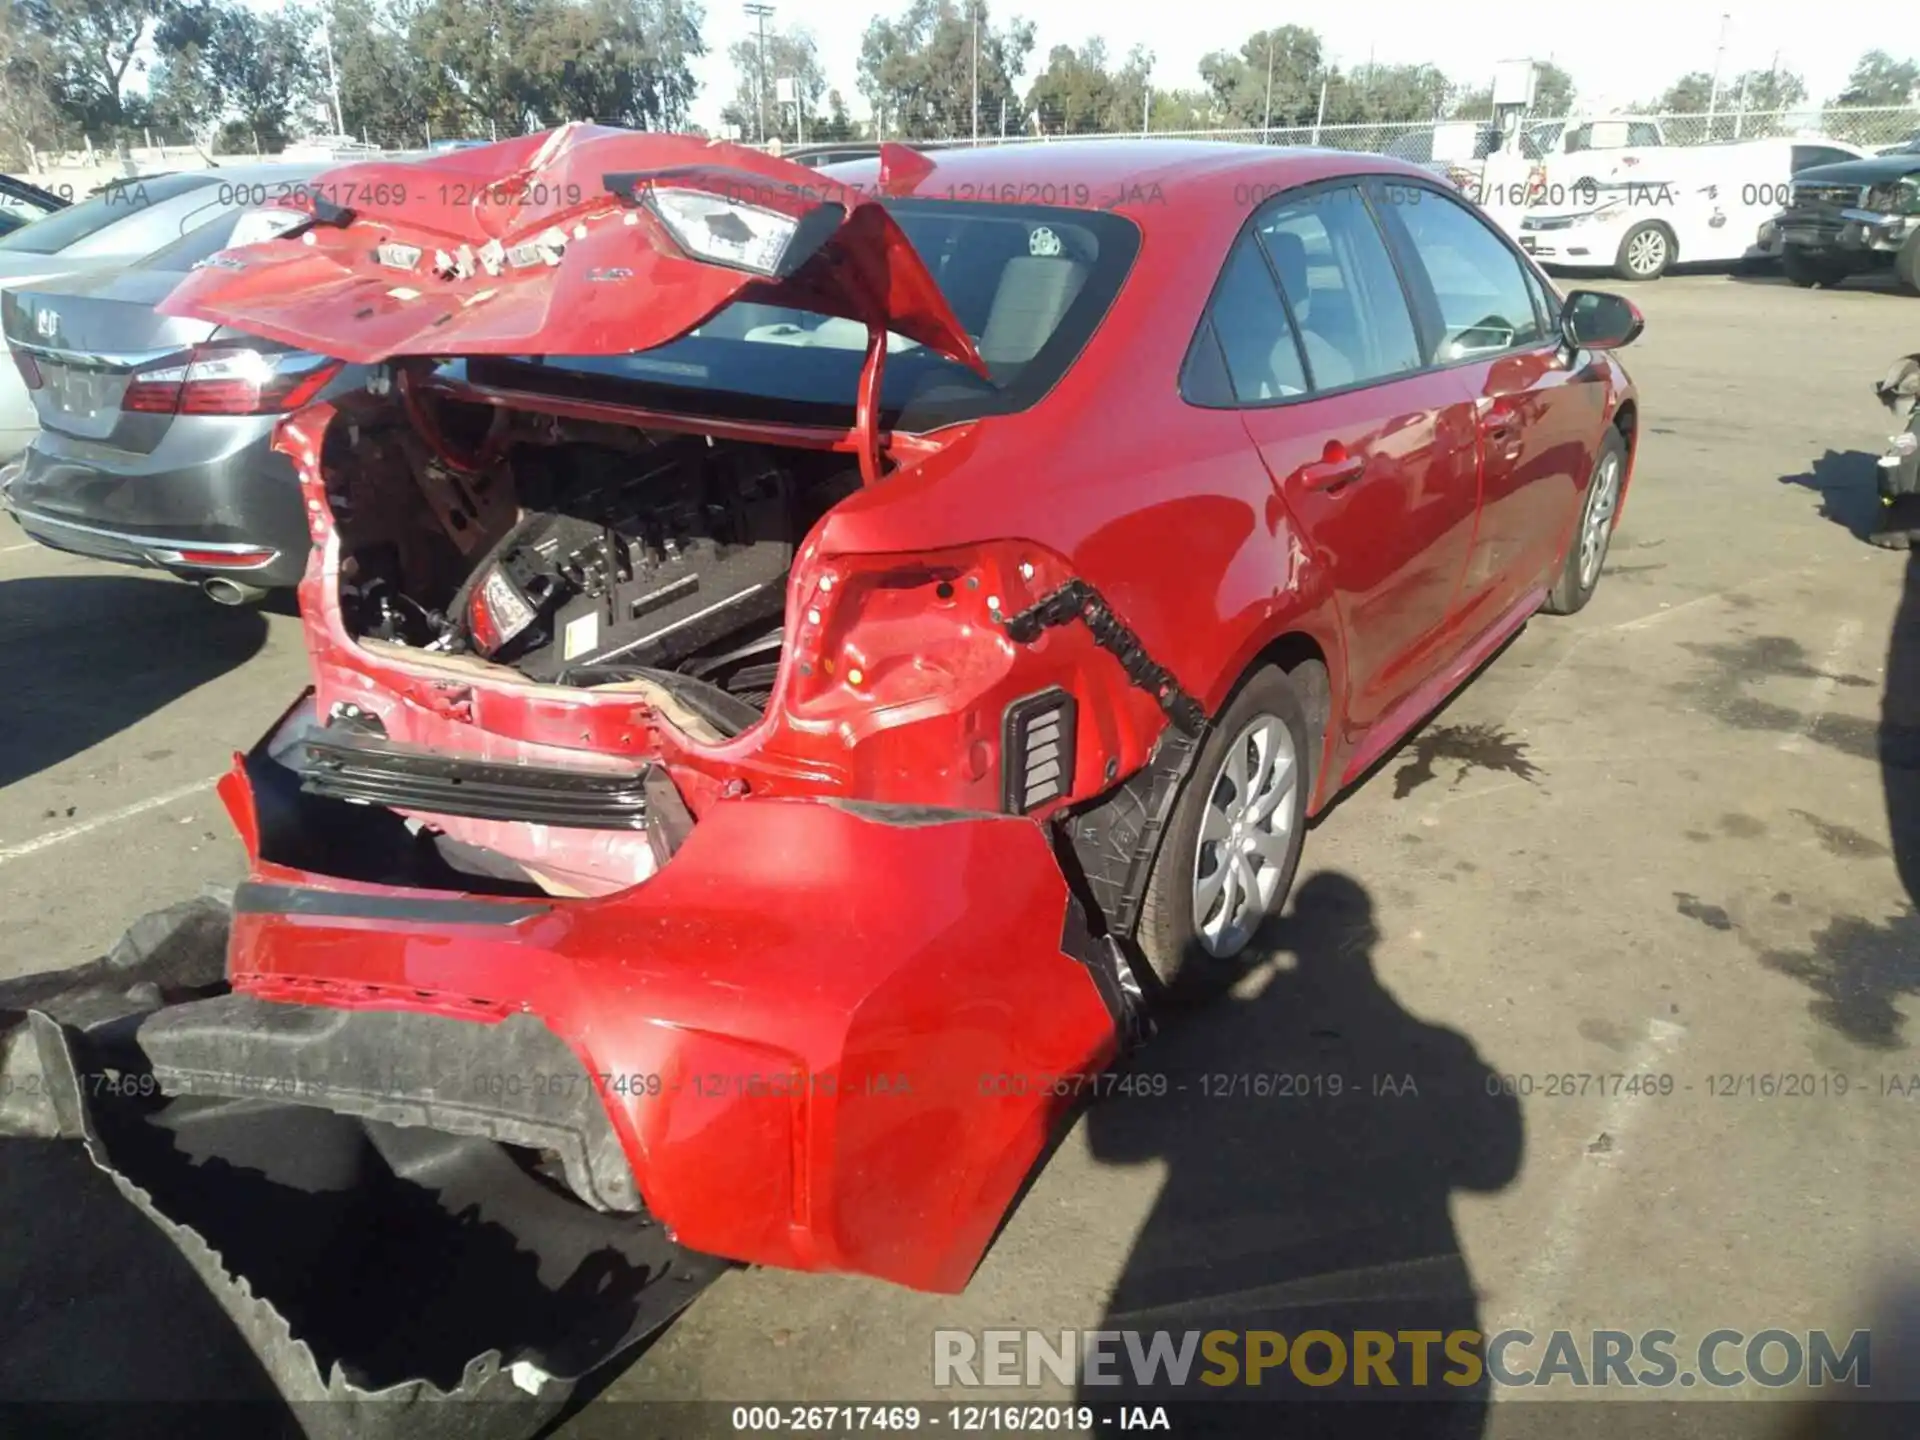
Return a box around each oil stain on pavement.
[1391,723,1541,800]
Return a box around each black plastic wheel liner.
[0,894,730,1440]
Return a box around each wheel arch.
[1203,621,1342,813]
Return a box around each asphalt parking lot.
[2,270,1918,1437]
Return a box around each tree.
[1728,65,1806,118]
[1025,38,1150,134]
[719,25,825,143]
[858,0,1035,141]
[1147,85,1215,132]
[151,2,324,151]
[1835,50,1920,108]
[1651,71,1714,113]
[331,0,703,145]
[1198,25,1322,130]
[0,1,67,157]
[814,87,856,141]
[27,0,166,132]
[1324,62,1450,126]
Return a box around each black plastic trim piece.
[1053,850,1155,1048]
[232,882,548,927]
[1059,724,1207,939]
[135,993,642,1214]
[1001,579,1207,736]
[299,730,653,830]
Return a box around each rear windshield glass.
[139,208,244,272]
[0,172,216,255]
[468,198,1142,431]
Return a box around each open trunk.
[322,383,861,728]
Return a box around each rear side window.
[1185,233,1308,404]
[1628,123,1662,147]
[1254,186,1422,390]
[1377,185,1544,361]
[0,171,216,255]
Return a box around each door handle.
[1291,453,1366,493]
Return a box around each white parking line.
[1,542,35,553]
[1489,1016,1689,1335]
[1610,565,1816,635]
[0,777,223,867]
[1778,617,1862,754]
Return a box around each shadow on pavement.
[1076,871,1522,1437]
[1779,449,1884,541]
[0,1142,290,1422]
[0,574,268,788]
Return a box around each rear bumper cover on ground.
[0,706,1131,1432]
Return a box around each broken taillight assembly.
[122,346,343,417]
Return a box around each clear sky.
[688,0,1881,130]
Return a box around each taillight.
[10,347,41,389]
[122,346,343,417]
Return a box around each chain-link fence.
[933,106,1920,154]
[15,105,1920,191]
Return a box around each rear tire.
[1136,667,1311,1005]
[1614,222,1673,281]
[1783,247,1848,289]
[1544,428,1628,616]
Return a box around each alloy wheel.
[1579,451,1622,589]
[1627,229,1667,277]
[1191,713,1298,958]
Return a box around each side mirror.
[1561,290,1644,350]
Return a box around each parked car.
[3,128,1641,1423]
[1518,136,1867,279]
[0,165,334,460]
[1382,121,1502,167]
[0,174,70,237]
[280,135,384,162]
[1,164,361,599]
[1771,151,1920,290]
[1522,115,1667,196]
[787,141,884,168]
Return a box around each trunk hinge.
[854,320,887,486]
[1002,579,1208,737]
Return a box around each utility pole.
[1262,37,1275,139]
[970,2,979,144]
[743,3,775,144]
[321,22,346,137]
[1706,11,1729,135]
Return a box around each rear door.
[1370,179,1604,631]
[1211,182,1481,738]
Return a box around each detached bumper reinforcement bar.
[299,731,652,829]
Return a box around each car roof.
[822,139,1428,224]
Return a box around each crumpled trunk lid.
[157,123,984,374]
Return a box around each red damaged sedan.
[0,126,1639,1426]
